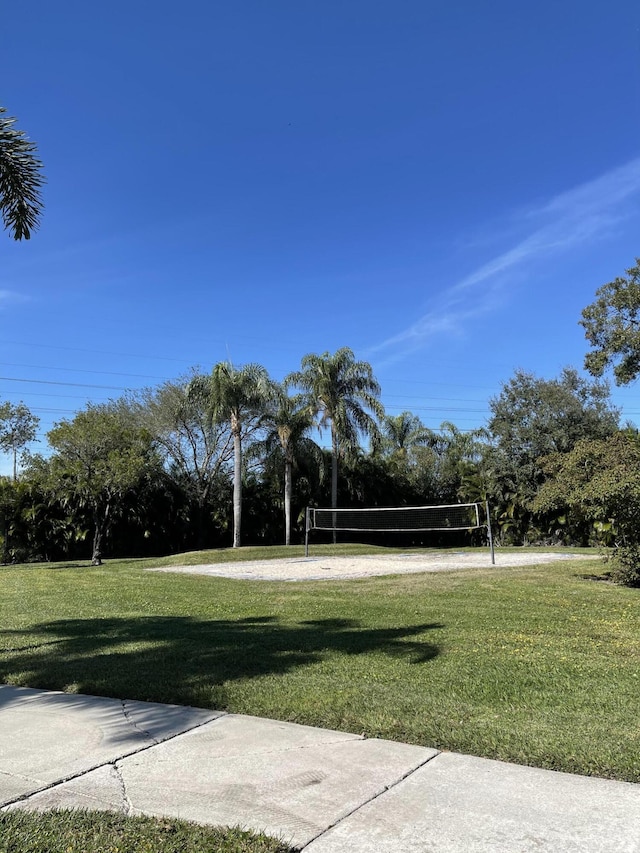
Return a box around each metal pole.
[485,500,495,565]
[305,507,310,558]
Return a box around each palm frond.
[0,106,45,240]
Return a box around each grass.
[0,811,292,853]
[1,545,639,783]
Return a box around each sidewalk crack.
[119,700,158,744]
[0,709,227,810]
[0,768,42,785]
[112,762,132,816]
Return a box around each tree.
[0,401,39,480]
[581,259,640,385]
[0,476,16,563]
[489,368,618,481]
[428,421,490,504]
[133,376,234,548]
[487,368,619,543]
[256,385,322,545]
[0,105,44,240]
[533,432,640,585]
[190,362,272,548]
[45,404,156,565]
[380,412,432,462]
[380,412,433,503]
[288,348,384,522]
[375,412,439,502]
[1,467,88,564]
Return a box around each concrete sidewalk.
[1,685,638,852]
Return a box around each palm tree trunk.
[331,428,338,544]
[232,422,242,548]
[284,451,292,546]
[196,499,206,550]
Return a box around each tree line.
[1,313,639,586]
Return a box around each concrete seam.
[297,749,441,850]
[0,710,228,810]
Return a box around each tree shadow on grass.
[0,616,441,709]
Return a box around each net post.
[305,507,311,557]
[485,500,495,565]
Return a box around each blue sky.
[2,1,640,473]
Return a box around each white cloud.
[0,290,25,309]
[369,156,640,365]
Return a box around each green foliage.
[534,432,640,584]
[380,411,432,459]
[338,448,408,508]
[44,404,158,564]
[378,412,437,495]
[0,105,44,240]
[6,345,633,560]
[581,258,640,385]
[489,368,618,467]
[610,545,640,588]
[288,347,384,512]
[289,347,384,457]
[0,476,18,563]
[133,376,235,548]
[190,362,274,548]
[487,368,619,544]
[0,400,39,480]
[253,385,322,544]
[430,422,489,504]
[0,474,89,564]
[208,362,272,423]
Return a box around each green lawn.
[1,546,638,783]
[0,811,291,853]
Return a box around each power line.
[0,376,129,391]
[0,362,168,381]
[0,338,526,389]
[1,340,192,364]
[0,389,115,401]
[0,367,496,411]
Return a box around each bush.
[610,545,640,587]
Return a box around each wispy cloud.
[0,290,27,310]
[368,157,640,366]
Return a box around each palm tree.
[0,106,44,240]
[190,362,272,548]
[432,421,490,503]
[377,411,435,498]
[258,385,323,545]
[288,348,384,523]
[381,411,432,461]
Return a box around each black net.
[310,504,481,532]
